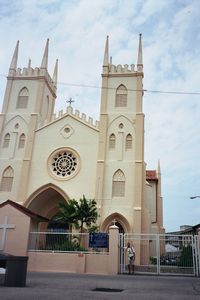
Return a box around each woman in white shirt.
[126,242,136,274]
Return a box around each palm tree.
[53,199,78,232]
[75,195,98,233]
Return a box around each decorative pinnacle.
[9,40,19,70]
[137,33,143,66]
[53,59,58,86]
[41,38,49,69]
[103,35,109,66]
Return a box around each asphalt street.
[1,272,200,300]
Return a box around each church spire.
[137,33,143,71]
[40,38,49,69]
[9,40,19,71]
[53,59,58,87]
[157,160,161,175]
[103,35,109,66]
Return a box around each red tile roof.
[146,170,158,181]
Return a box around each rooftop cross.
[66,97,75,106]
[0,216,16,251]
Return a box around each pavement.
[1,272,200,300]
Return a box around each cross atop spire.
[66,97,74,106]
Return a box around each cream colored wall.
[0,205,30,255]
[98,71,144,232]
[146,181,157,223]
[28,225,119,275]
[28,252,109,274]
[27,115,98,202]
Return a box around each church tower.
[96,34,146,233]
[0,40,58,203]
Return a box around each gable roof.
[0,200,49,222]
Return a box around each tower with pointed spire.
[96,34,154,233]
[0,39,58,202]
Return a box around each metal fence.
[28,231,109,254]
[119,233,200,276]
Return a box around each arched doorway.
[100,213,130,233]
[25,184,69,231]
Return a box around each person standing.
[126,242,136,274]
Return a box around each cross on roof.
[0,216,16,251]
[112,219,117,226]
[66,97,75,106]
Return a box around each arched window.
[112,169,125,197]
[115,84,127,107]
[0,166,14,192]
[18,133,26,149]
[17,87,29,108]
[3,133,10,148]
[126,134,132,150]
[109,134,116,149]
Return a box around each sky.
[0,0,200,232]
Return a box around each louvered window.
[115,85,127,107]
[109,134,116,149]
[0,167,14,192]
[126,134,132,150]
[18,133,26,149]
[17,87,29,108]
[112,169,125,197]
[3,133,10,148]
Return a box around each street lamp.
[190,196,200,199]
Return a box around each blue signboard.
[89,233,109,248]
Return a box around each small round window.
[48,148,80,180]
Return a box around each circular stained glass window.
[48,148,79,180]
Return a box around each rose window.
[49,149,79,179]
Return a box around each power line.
[1,73,200,96]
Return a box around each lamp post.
[190,196,200,199]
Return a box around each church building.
[0,35,164,234]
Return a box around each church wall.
[27,116,98,201]
[146,181,157,224]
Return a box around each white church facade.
[0,35,164,235]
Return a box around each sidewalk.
[1,272,200,300]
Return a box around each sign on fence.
[89,233,108,248]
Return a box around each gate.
[119,233,200,276]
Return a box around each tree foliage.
[54,195,98,233]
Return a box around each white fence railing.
[119,233,200,276]
[28,232,109,254]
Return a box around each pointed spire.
[103,35,109,66]
[157,160,161,175]
[40,38,49,69]
[28,58,31,68]
[137,33,143,70]
[53,59,58,86]
[9,40,19,70]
